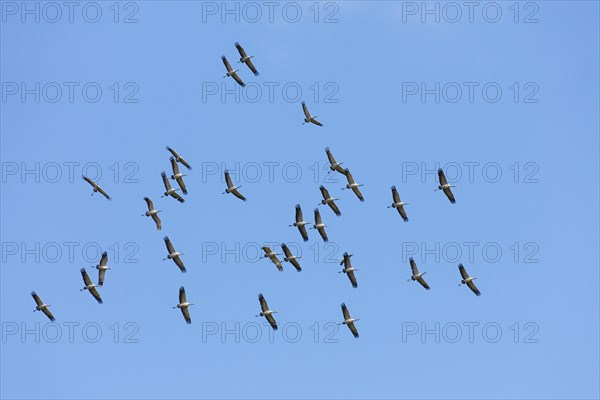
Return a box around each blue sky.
[1,1,599,399]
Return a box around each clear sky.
[1,1,599,399]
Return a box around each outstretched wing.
[314,208,323,225]
[341,303,351,320]
[179,286,187,304]
[320,185,331,200]
[225,171,234,189]
[231,188,246,201]
[144,197,155,211]
[235,42,248,58]
[265,314,278,330]
[467,280,481,296]
[82,176,95,187]
[80,268,93,286]
[347,270,358,288]
[99,252,108,267]
[179,157,192,170]
[310,118,323,127]
[298,225,309,242]
[31,291,44,306]
[42,307,55,321]
[173,256,187,273]
[166,146,179,159]
[89,286,103,304]
[281,244,292,258]
[176,176,188,195]
[351,186,364,202]
[151,213,162,230]
[170,157,181,176]
[458,264,470,280]
[170,191,185,203]
[295,204,303,223]
[417,275,430,290]
[438,168,448,186]
[301,101,311,118]
[221,55,233,72]
[328,200,341,216]
[231,71,245,87]
[98,268,106,286]
[164,237,176,254]
[347,321,359,338]
[391,186,400,204]
[258,293,269,312]
[345,170,356,185]
[398,205,408,221]
[95,185,111,200]
[443,187,456,204]
[409,258,419,276]
[161,172,172,190]
[181,306,192,324]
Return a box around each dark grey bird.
[173,286,195,324]
[80,268,103,304]
[163,236,187,273]
[436,168,456,204]
[256,293,278,330]
[262,246,283,272]
[339,303,360,338]
[289,204,309,242]
[222,55,245,87]
[407,258,429,290]
[31,291,55,321]
[161,172,184,203]
[388,186,409,221]
[341,169,364,201]
[301,101,323,126]
[339,252,358,288]
[235,42,259,76]
[318,186,341,216]
[222,170,246,201]
[94,251,110,286]
[142,197,162,230]
[311,208,329,242]
[166,146,192,170]
[458,264,480,296]
[325,147,347,175]
[170,157,188,195]
[281,243,302,272]
[83,176,111,200]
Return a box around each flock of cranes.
[30,42,480,338]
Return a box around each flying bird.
[166,146,192,170]
[82,176,111,200]
[458,264,480,296]
[388,186,409,221]
[161,172,185,203]
[289,204,310,242]
[256,293,278,330]
[301,101,323,126]
[262,246,283,272]
[94,251,110,286]
[163,236,187,273]
[339,303,360,338]
[80,268,103,304]
[142,197,162,230]
[341,169,364,201]
[31,291,55,321]
[311,208,329,242]
[170,157,188,195]
[222,170,246,201]
[222,55,245,87]
[281,243,302,272]
[173,286,195,324]
[407,258,429,290]
[325,147,346,175]
[318,186,341,216]
[235,42,259,76]
[436,168,456,204]
[339,252,359,288]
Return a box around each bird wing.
[164,237,175,254]
[181,306,192,324]
[31,291,43,306]
[265,313,278,330]
[314,208,323,225]
[341,303,351,320]
[341,253,352,268]
[317,226,328,242]
[231,71,245,87]
[179,157,192,170]
[281,244,292,258]
[270,255,283,271]
[319,185,331,200]
[82,175,95,187]
[295,205,303,223]
[417,275,430,290]
[98,268,106,286]
[410,258,419,276]
[96,185,111,200]
[258,294,269,312]
[325,148,337,167]
[221,55,233,72]
[345,170,356,185]
[176,176,188,195]
[235,42,248,57]
[89,286,103,304]
[298,225,309,242]
[347,321,359,338]
[170,157,181,175]
[151,213,162,230]
[173,256,187,273]
[351,185,365,202]
[230,188,246,201]
[438,169,448,186]
[262,246,271,256]
[391,186,400,204]
[161,172,172,190]
[443,187,456,204]
[179,286,187,304]
[144,197,154,211]
[170,191,185,203]
[302,101,311,118]
[290,258,302,272]
[42,307,55,321]
[328,200,341,216]
[347,270,358,288]
[459,264,470,280]
[81,268,92,286]
[311,118,323,127]
[225,171,234,189]
[99,252,108,267]
[166,146,179,159]
[398,205,408,221]
[245,58,259,76]
[467,280,481,296]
